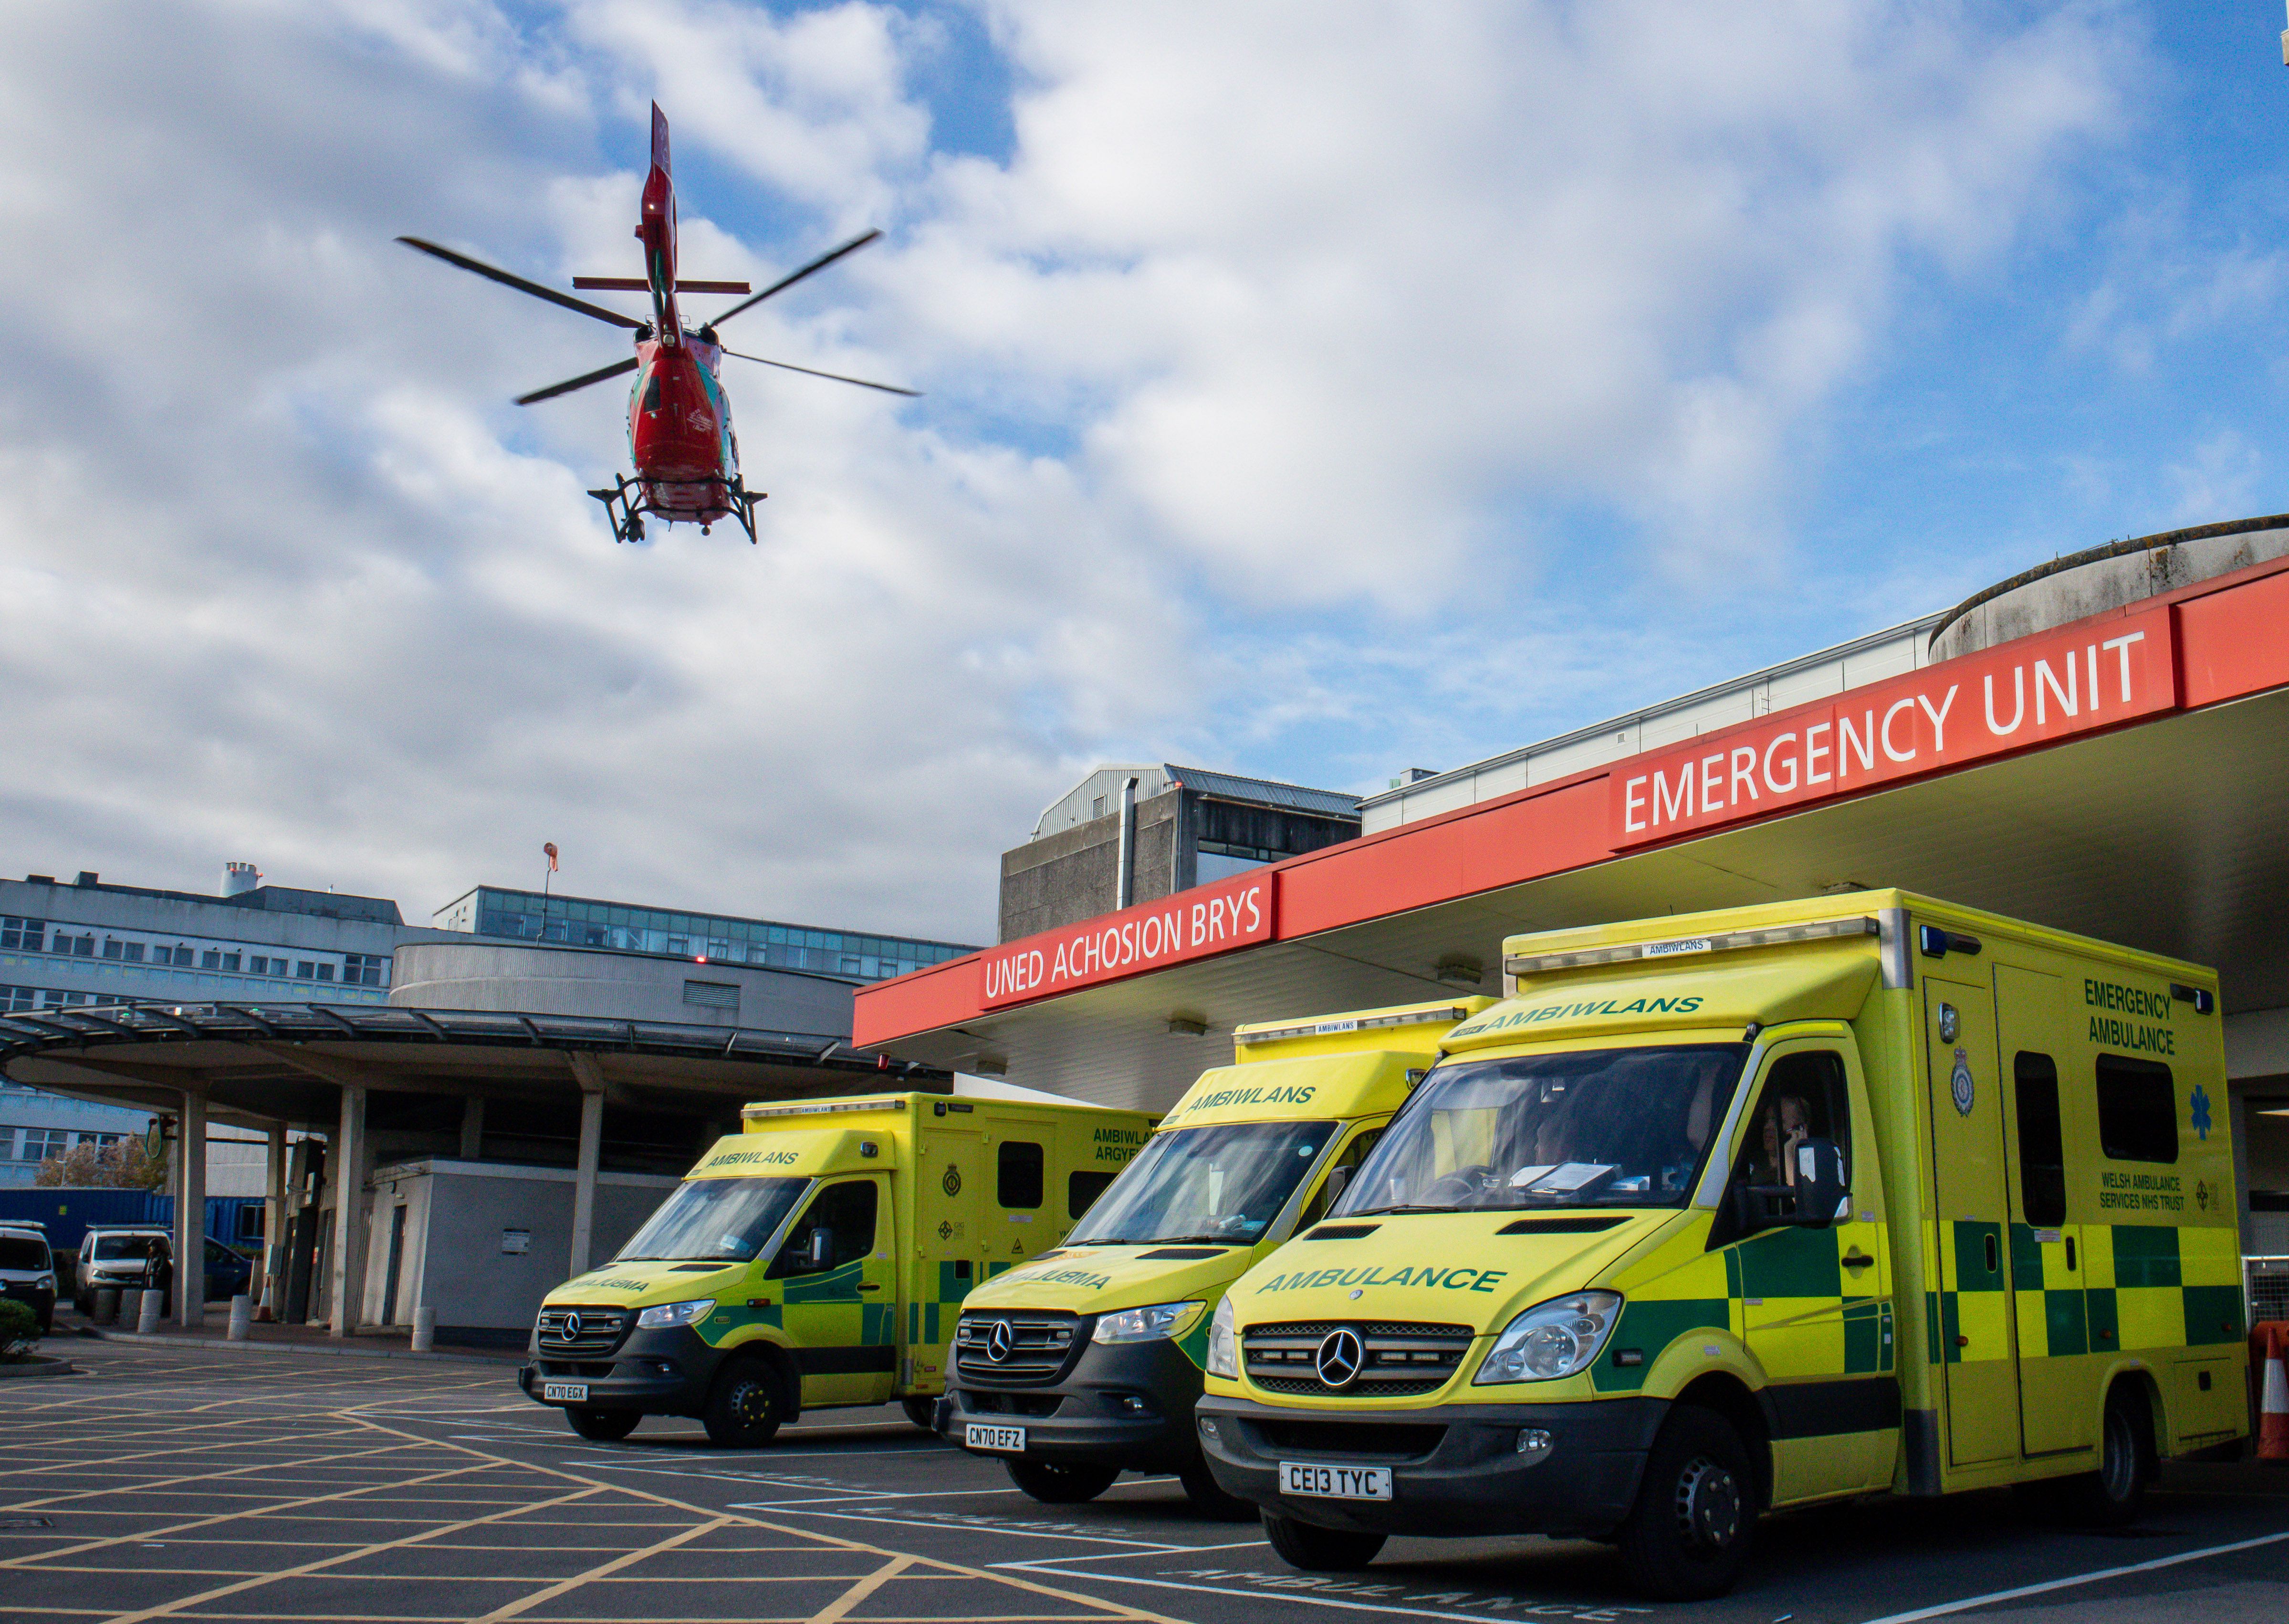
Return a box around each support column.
[175,1091,207,1328]
[569,1082,603,1278]
[328,1085,368,1337]
[259,1121,288,1318]
[458,1096,485,1160]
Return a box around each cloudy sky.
[0,2,2280,945]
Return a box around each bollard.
[411,1305,436,1353]
[118,1287,143,1328]
[93,1287,120,1326]
[136,1288,163,1333]
[227,1294,252,1342]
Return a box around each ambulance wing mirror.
[1792,1139,1849,1229]
[1321,1165,1354,1210]
[805,1227,834,1271]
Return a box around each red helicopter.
[400,103,915,544]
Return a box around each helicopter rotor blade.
[397,237,645,330]
[516,356,641,406]
[706,230,882,327]
[718,347,920,397]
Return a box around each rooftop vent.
[74,871,98,887]
[222,862,262,898]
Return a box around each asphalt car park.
[2,1341,2286,1624]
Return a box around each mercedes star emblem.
[1315,1327,1364,1389]
[987,1320,1015,1362]
[564,1312,583,1338]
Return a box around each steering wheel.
[1419,1164,1495,1206]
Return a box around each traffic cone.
[2260,1325,2289,1465]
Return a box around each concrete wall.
[363,1158,679,1334]
[388,940,853,1037]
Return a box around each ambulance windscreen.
[1338,1044,1748,1214]
[1064,1121,1338,1247]
[616,1177,809,1263]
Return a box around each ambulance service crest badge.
[1950,1048,1975,1116]
[942,1165,962,1196]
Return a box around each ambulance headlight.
[636,1298,716,1329]
[1474,1291,1621,1384]
[1094,1300,1205,1344]
[1206,1297,1239,1379]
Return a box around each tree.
[37,1135,165,1190]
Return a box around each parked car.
[0,1223,58,1335]
[75,1228,254,1312]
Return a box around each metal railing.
[2247,1256,2289,1326]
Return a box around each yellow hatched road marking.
[467,1515,732,1622]
[807,1553,916,1624]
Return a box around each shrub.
[0,1298,36,1360]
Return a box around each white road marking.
[1005,1565,1651,1622]
[1855,1528,2289,1623]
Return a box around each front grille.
[537,1361,617,1379]
[1244,1320,1474,1399]
[536,1306,631,1357]
[1252,1420,1449,1458]
[953,1311,1083,1385]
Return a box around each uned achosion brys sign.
[1610,604,2177,847]
[981,870,1275,1009]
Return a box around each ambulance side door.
[1996,965,2095,1459]
[988,1117,1056,1280]
[1925,971,2020,1468]
[1714,1037,1893,1504]
[910,1123,982,1392]
[767,1174,896,1409]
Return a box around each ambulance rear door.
[909,1110,983,1392]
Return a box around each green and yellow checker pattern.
[691,1257,897,1350]
[1929,1222,2245,1365]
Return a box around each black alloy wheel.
[1005,1459,1120,1504]
[703,1360,785,1447]
[1262,1511,1385,1571]
[2064,1383,2154,1526]
[1616,1404,1756,1600]
[566,1407,639,1442]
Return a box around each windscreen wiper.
[1346,1204,1456,1216]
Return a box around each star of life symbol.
[2191,1083,2213,1141]
[1950,1048,1975,1116]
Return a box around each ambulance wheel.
[1262,1512,1384,1571]
[703,1359,785,1447]
[1179,1461,1258,1521]
[2064,1383,2154,1526]
[902,1397,937,1430]
[1006,1459,1119,1503]
[565,1408,638,1442]
[1616,1404,1755,1601]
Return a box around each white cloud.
[0,0,2142,945]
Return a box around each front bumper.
[941,1335,1207,1473]
[518,1324,724,1415]
[1194,1391,1668,1539]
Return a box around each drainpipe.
[1116,776,1139,910]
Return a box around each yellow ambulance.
[518,1091,1155,1444]
[939,999,1489,1515]
[1196,892,2246,1599]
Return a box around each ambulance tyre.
[703,1357,785,1447]
[1179,1461,1258,1521]
[1005,1459,1119,1503]
[1262,1512,1385,1571]
[902,1397,937,1430]
[2064,1383,2154,1527]
[565,1408,638,1442]
[1616,1404,1756,1601]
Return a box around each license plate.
[1280,1461,1392,1501]
[541,1382,589,1404]
[965,1422,1026,1454]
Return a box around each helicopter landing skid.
[586,474,765,545]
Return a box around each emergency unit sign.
[1610,604,2175,847]
[980,870,1275,1009]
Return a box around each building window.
[344,953,386,987]
[221,953,241,973]
[65,935,93,956]
[316,963,335,982]
[201,950,220,969]
[17,1128,67,1163]
[1092,795,1107,819]
[295,961,315,979]
[0,918,43,951]
[102,938,122,960]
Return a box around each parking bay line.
[1854,1527,2289,1624]
[739,1504,1212,1546]
[993,1565,1651,1623]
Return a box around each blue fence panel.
[0,1190,267,1255]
